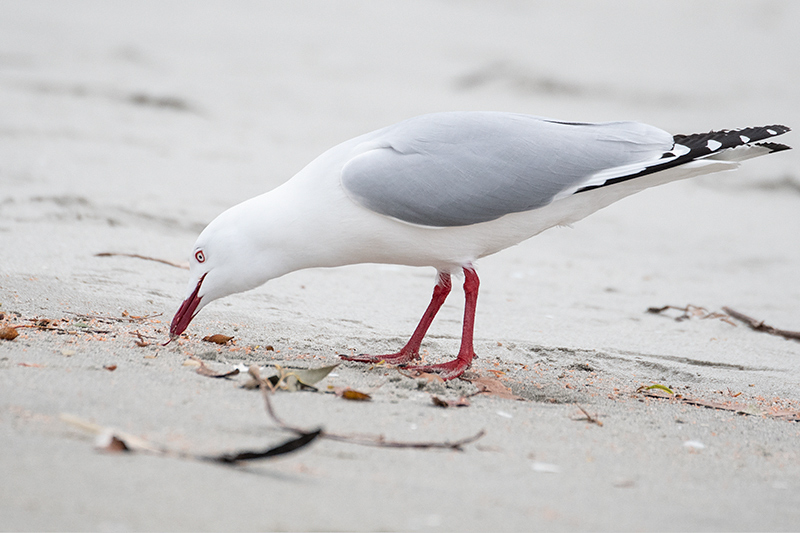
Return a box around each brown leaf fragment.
[203,334,234,345]
[338,388,372,401]
[243,364,337,392]
[97,433,131,453]
[190,356,240,379]
[0,326,19,340]
[210,430,322,464]
[104,364,117,372]
[291,364,339,388]
[463,375,523,401]
[431,395,470,408]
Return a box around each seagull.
[169,112,790,379]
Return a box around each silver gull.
[169,112,790,379]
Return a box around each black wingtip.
[756,141,792,153]
[574,123,791,196]
[673,124,791,152]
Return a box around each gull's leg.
[340,271,452,365]
[404,267,479,380]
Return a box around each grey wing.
[340,112,674,227]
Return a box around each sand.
[1,1,799,531]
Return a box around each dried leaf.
[210,430,322,463]
[190,356,240,379]
[338,388,372,401]
[399,369,444,383]
[0,326,19,340]
[289,364,339,387]
[61,414,162,454]
[431,395,470,408]
[639,383,674,395]
[251,364,339,392]
[104,364,117,372]
[242,365,323,391]
[203,334,234,345]
[96,432,130,453]
[431,396,448,407]
[464,375,523,401]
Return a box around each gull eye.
[194,250,206,263]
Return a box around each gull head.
[168,205,276,340]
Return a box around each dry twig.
[66,311,163,323]
[250,366,486,450]
[574,404,603,426]
[637,388,800,422]
[95,252,189,270]
[647,305,736,326]
[191,356,240,379]
[722,307,800,342]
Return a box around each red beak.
[169,274,206,340]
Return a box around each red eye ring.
[194,250,206,263]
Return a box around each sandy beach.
[2,1,799,531]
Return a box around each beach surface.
[1,1,799,531]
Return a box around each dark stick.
[252,366,486,450]
[95,252,189,270]
[723,307,800,341]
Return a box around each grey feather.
[341,112,673,227]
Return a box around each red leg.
[404,267,479,380]
[340,271,452,365]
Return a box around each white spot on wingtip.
[739,135,750,143]
[706,139,722,151]
[767,129,777,135]
[672,144,691,156]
